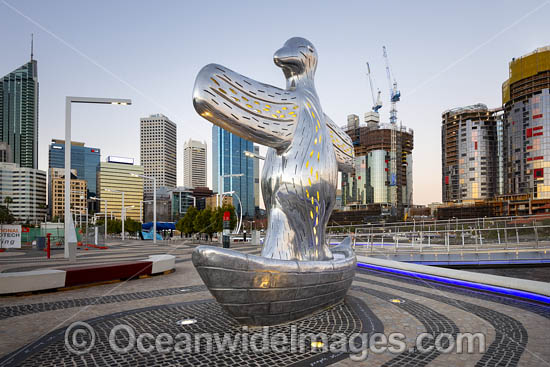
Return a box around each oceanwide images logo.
[64,321,486,361]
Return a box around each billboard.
[0,225,21,249]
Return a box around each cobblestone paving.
[1,296,381,367]
[356,269,530,367]
[1,241,549,366]
[0,285,207,320]
[352,285,460,367]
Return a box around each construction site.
[338,46,414,221]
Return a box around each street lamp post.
[91,196,107,244]
[105,189,125,240]
[131,173,156,244]
[64,97,131,260]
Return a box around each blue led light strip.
[357,262,550,304]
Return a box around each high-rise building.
[341,112,413,214]
[48,139,100,198]
[0,163,46,222]
[140,114,177,195]
[253,145,260,210]
[50,170,87,220]
[0,142,12,163]
[183,139,207,188]
[0,59,39,169]
[502,46,550,199]
[441,104,499,203]
[97,157,144,221]
[212,126,255,218]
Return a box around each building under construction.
[341,111,414,217]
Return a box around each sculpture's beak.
[274,46,301,70]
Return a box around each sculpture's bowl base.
[192,243,356,326]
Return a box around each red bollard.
[46,233,51,259]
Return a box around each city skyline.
[1,1,549,204]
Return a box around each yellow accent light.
[265,104,271,108]
[314,138,317,145]
[310,211,313,219]
[316,191,320,200]
[282,107,287,110]
[210,77,220,86]
[306,161,309,168]
[229,88,237,94]
[311,197,314,205]
[246,104,253,108]
[310,150,314,158]
[254,101,260,105]
[219,88,227,94]
[272,114,278,118]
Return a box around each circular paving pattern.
[1,296,380,367]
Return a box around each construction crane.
[366,62,382,112]
[382,46,400,125]
[383,46,400,214]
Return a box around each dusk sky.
[1,0,549,205]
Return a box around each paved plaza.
[0,240,549,366]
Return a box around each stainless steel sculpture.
[192,37,356,325]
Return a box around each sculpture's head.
[274,37,317,84]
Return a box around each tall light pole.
[91,196,107,244]
[105,189,125,240]
[64,97,131,260]
[131,173,156,244]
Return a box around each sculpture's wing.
[193,64,299,151]
[325,114,354,173]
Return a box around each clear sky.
[1,0,549,205]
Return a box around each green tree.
[0,205,14,224]
[176,217,185,237]
[4,196,13,213]
[193,208,215,240]
[107,219,122,234]
[182,206,198,236]
[124,218,141,234]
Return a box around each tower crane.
[366,62,382,113]
[382,46,400,214]
[382,46,400,124]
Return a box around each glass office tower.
[48,140,100,197]
[0,60,39,169]
[212,126,255,218]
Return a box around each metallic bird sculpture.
[192,37,356,325]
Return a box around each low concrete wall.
[143,254,176,274]
[0,270,66,295]
[357,255,550,297]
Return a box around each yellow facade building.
[97,157,143,221]
[50,170,88,220]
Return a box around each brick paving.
[0,240,549,366]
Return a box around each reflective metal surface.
[193,37,354,261]
[192,37,356,325]
[192,238,356,326]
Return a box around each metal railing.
[328,223,550,255]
